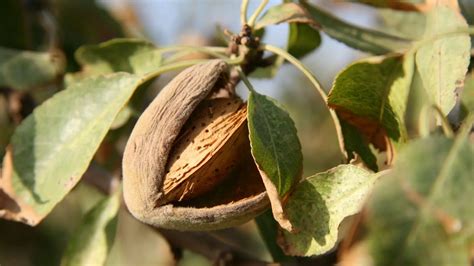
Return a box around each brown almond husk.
[122,60,269,231]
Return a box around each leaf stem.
[240,0,249,26]
[248,0,269,28]
[140,55,244,85]
[419,105,454,138]
[236,66,256,93]
[261,44,347,157]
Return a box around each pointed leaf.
[248,91,302,231]
[415,6,470,115]
[278,165,377,256]
[0,73,141,225]
[61,191,120,266]
[328,54,414,163]
[302,2,411,54]
[365,134,474,265]
[0,47,64,90]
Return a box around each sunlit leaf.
[328,54,414,165]
[365,134,474,265]
[248,91,302,231]
[415,6,470,115]
[0,73,141,225]
[278,165,377,256]
[0,47,65,90]
[61,190,120,266]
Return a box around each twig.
[248,0,269,28]
[156,228,273,265]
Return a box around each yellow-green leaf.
[415,6,470,115]
[278,165,377,256]
[0,73,141,225]
[365,134,474,265]
[61,191,120,266]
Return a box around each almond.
[122,60,268,231]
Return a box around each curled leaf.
[328,54,414,164]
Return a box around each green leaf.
[328,54,414,163]
[248,91,302,195]
[287,23,321,58]
[0,47,65,90]
[0,73,141,225]
[338,117,378,171]
[461,75,474,113]
[256,2,411,55]
[248,91,302,231]
[278,165,377,256]
[415,6,471,115]
[254,3,314,29]
[345,0,424,10]
[365,134,474,265]
[61,190,120,266]
[75,38,162,76]
[302,2,411,54]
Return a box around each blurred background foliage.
[0,0,471,265]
